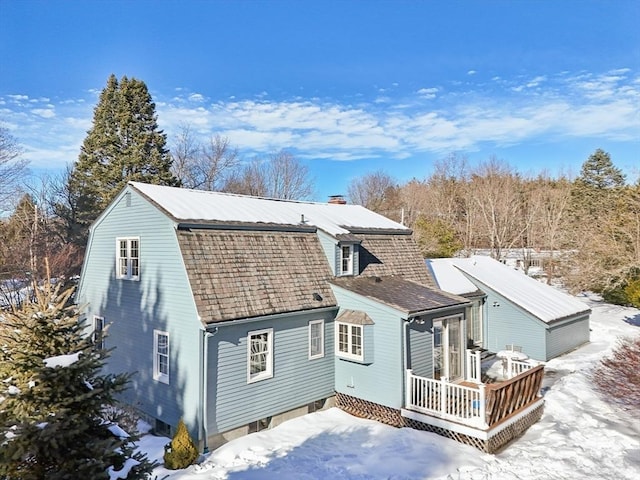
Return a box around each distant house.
[427,256,591,361]
[77,182,547,454]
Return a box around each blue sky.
[1,0,638,201]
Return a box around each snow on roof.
[129,182,408,236]
[426,259,479,295]
[447,256,590,323]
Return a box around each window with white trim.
[93,316,105,350]
[116,237,140,280]
[336,323,363,361]
[247,329,273,383]
[339,244,353,275]
[309,320,325,359]
[154,330,169,384]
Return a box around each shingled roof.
[177,228,337,323]
[331,276,469,316]
[356,233,437,288]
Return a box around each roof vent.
[328,195,347,205]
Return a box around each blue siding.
[461,274,590,361]
[208,309,336,433]
[318,230,360,277]
[317,231,337,276]
[331,285,405,409]
[475,284,546,360]
[77,187,203,434]
[546,314,590,360]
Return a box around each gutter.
[408,302,471,319]
[177,222,317,233]
[203,305,339,331]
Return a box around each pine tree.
[65,74,180,245]
[567,149,630,293]
[0,279,154,479]
[575,148,626,190]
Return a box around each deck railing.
[405,364,544,429]
[505,358,534,378]
[406,370,487,428]
[465,349,482,383]
[484,365,544,426]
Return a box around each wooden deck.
[404,364,544,430]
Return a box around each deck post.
[478,383,488,428]
[465,349,483,383]
[439,377,447,417]
[406,369,413,408]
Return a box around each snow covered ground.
[140,294,640,480]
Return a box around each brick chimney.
[328,195,347,205]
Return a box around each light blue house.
[78,182,548,453]
[427,256,591,361]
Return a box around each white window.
[93,316,105,350]
[340,244,353,275]
[154,330,169,384]
[247,329,273,383]
[309,320,325,359]
[116,237,140,280]
[336,323,363,361]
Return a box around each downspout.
[201,327,218,454]
[402,317,413,408]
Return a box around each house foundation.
[335,391,544,453]
[206,396,336,451]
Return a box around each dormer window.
[340,244,353,275]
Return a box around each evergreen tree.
[567,149,629,292]
[65,74,179,245]
[575,148,626,190]
[163,418,199,470]
[0,281,154,479]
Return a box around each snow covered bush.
[163,418,199,470]
[0,280,155,479]
[592,336,640,410]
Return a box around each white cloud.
[3,68,638,174]
[467,70,477,75]
[417,87,438,99]
[31,108,56,118]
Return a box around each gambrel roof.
[123,182,441,323]
[357,233,437,288]
[178,228,337,323]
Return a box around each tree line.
[1,74,638,307]
[349,151,639,307]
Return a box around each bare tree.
[222,157,267,197]
[468,157,527,260]
[265,150,314,200]
[526,175,573,280]
[406,154,477,256]
[170,123,200,187]
[224,150,314,200]
[170,124,239,191]
[0,126,29,211]
[347,170,398,212]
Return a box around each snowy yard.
[140,294,640,480]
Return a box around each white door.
[433,316,464,381]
